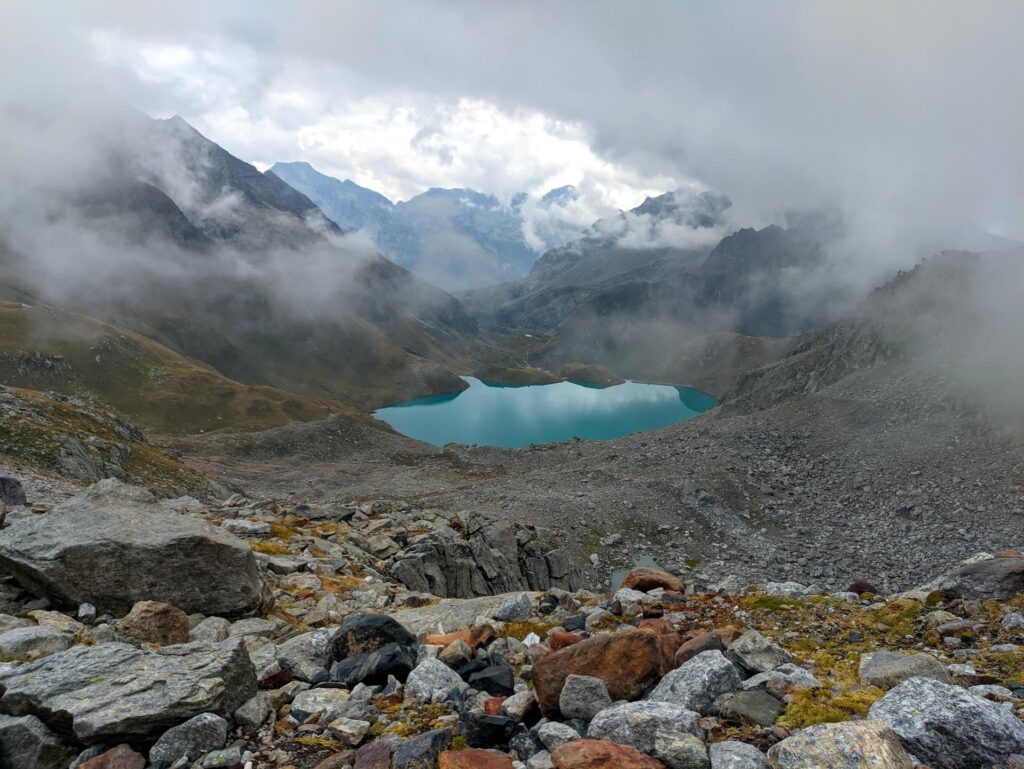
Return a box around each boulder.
[715,690,784,726]
[0,638,255,743]
[331,643,417,687]
[868,676,1024,769]
[532,630,672,715]
[405,658,469,703]
[622,567,684,593]
[332,615,415,659]
[149,712,228,766]
[0,625,71,660]
[550,739,668,768]
[708,741,768,769]
[277,627,334,682]
[725,631,793,674]
[588,701,702,754]
[559,674,613,721]
[952,557,1024,600]
[116,601,191,646]
[858,651,951,690]
[494,592,533,621]
[647,650,741,714]
[439,749,515,769]
[0,480,267,616]
[766,719,912,768]
[354,741,393,769]
[0,713,73,769]
[0,477,27,507]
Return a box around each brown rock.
[675,629,726,665]
[314,753,356,769]
[115,601,190,645]
[483,697,506,715]
[80,744,146,769]
[439,749,515,769]
[849,579,881,595]
[674,625,743,666]
[354,740,393,769]
[621,567,684,593]
[636,618,676,635]
[994,549,1024,559]
[532,630,671,715]
[551,739,667,768]
[548,631,583,651]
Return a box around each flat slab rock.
[0,479,267,616]
[766,719,912,768]
[0,638,256,744]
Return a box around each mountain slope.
[0,300,359,433]
[1,109,502,411]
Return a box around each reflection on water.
[374,376,715,449]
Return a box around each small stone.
[189,616,231,643]
[79,744,146,769]
[439,749,515,769]
[550,739,667,768]
[116,601,191,646]
[501,690,538,722]
[234,694,271,732]
[201,746,242,768]
[78,603,98,624]
[290,688,353,722]
[708,740,769,769]
[655,729,709,769]
[716,690,785,726]
[329,717,371,747]
[538,722,581,751]
[725,631,793,674]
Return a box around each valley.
[2,11,1023,764]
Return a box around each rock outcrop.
[0,480,268,616]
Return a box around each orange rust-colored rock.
[439,749,515,769]
[425,625,496,649]
[115,601,190,646]
[621,567,684,593]
[551,739,667,769]
[636,618,676,635]
[548,631,584,651]
[995,549,1024,558]
[79,745,146,769]
[532,630,671,715]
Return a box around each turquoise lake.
[374,376,715,448]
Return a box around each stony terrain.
[2,477,1024,768]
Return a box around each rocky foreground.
[1,479,1024,768]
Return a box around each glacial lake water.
[374,376,715,449]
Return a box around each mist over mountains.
[270,161,589,290]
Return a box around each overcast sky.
[3,1,1022,240]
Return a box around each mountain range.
[270,161,585,290]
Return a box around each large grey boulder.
[0,714,73,769]
[766,719,912,768]
[0,638,255,743]
[647,650,741,713]
[149,712,228,766]
[868,676,1024,769]
[0,480,268,616]
[709,740,768,769]
[588,700,703,754]
[858,651,951,690]
[0,626,71,661]
[951,557,1024,600]
[725,630,794,674]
